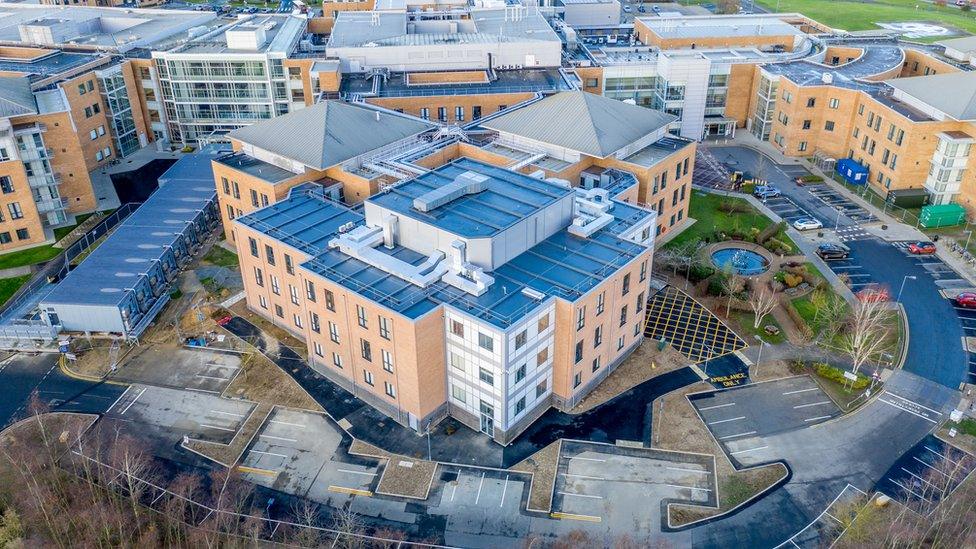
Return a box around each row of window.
[416,105,497,122]
[859,104,905,146]
[0,228,31,244]
[450,378,548,420]
[83,101,102,119]
[575,292,645,361]
[575,264,647,332]
[781,90,841,110]
[76,79,95,96]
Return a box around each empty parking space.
[106,384,254,444]
[694,148,733,190]
[807,187,877,224]
[762,195,810,223]
[437,468,525,512]
[690,377,841,466]
[551,441,716,525]
[239,408,379,504]
[888,242,972,290]
[819,253,879,292]
[876,434,975,515]
[117,347,242,394]
[645,286,746,362]
[776,484,868,548]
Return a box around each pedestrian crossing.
[834,226,871,242]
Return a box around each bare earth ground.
[749,358,798,383]
[938,427,976,458]
[224,352,322,412]
[508,440,561,512]
[0,412,96,446]
[653,383,788,526]
[349,439,437,499]
[572,341,691,413]
[227,301,309,362]
[184,402,273,467]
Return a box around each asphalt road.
[0,353,127,428]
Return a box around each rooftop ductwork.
[412,171,489,212]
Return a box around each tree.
[718,0,740,14]
[749,284,777,329]
[840,299,891,374]
[721,269,743,316]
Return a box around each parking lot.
[645,286,746,362]
[876,434,975,515]
[761,194,811,225]
[551,441,716,528]
[892,241,971,291]
[690,377,841,466]
[807,186,878,224]
[239,408,380,505]
[106,384,255,444]
[117,346,242,394]
[775,484,868,548]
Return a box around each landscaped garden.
[665,190,797,254]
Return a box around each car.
[792,217,823,231]
[816,242,850,260]
[753,185,781,199]
[857,284,890,303]
[955,293,976,308]
[638,4,646,11]
[623,5,631,12]
[907,241,937,255]
[651,4,661,11]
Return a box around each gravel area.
[509,440,560,512]
[349,439,438,500]
[183,402,272,467]
[223,352,322,412]
[572,341,690,413]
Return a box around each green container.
[919,204,967,229]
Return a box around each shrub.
[814,362,870,390]
[757,221,786,244]
[707,274,727,296]
[788,359,808,375]
[783,273,804,288]
[689,263,715,283]
[799,175,823,183]
[718,200,752,214]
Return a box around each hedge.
[782,297,815,340]
[814,362,870,390]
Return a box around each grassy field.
[753,0,976,41]
[201,245,239,268]
[666,190,797,252]
[0,275,31,305]
[0,213,96,271]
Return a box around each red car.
[857,284,890,303]
[908,242,937,255]
[955,293,976,308]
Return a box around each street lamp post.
[965,229,974,252]
[896,275,917,302]
[425,421,432,461]
[702,343,714,377]
[753,334,764,379]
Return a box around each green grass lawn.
[0,213,100,271]
[667,190,798,252]
[731,311,787,344]
[791,294,831,336]
[202,245,239,268]
[955,418,976,437]
[0,275,31,306]
[753,0,976,41]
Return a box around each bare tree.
[722,271,743,316]
[840,299,892,374]
[331,507,366,549]
[749,284,777,329]
[717,0,740,14]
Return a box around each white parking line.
[270,420,305,428]
[793,401,831,409]
[667,466,711,475]
[475,472,486,505]
[568,456,606,462]
[450,472,459,502]
[500,474,509,508]
[200,423,236,432]
[249,449,288,458]
[119,387,147,415]
[664,484,713,492]
[730,445,768,456]
[912,456,950,478]
[260,434,297,443]
[337,469,377,477]
[708,416,746,425]
[719,430,757,440]
[888,478,933,504]
[108,385,132,412]
[877,398,938,424]
[562,473,606,480]
[184,387,221,395]
[884,392,943,416]
[211,410,245,418]
[558,491,603,499]
[196,374,230,381]
[804,415,833,422]
[925,445,958,466]
[901,467,942,491]
[698,402,736,411]
[782,388,819,395]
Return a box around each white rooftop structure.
[638,13,804,40]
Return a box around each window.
[382,349,393,372]
[305,280,316,301]
[92,102,100,114]
[253,267,264,287]
[636,292,645,312]
[329,321,339,343]
[0,232,9,245]
[573,372,582,389]
[84,106,92,118]
[537,347,549,366]
[293,313,303,329]
[452,385,466,403]
[360,339,372,361]
[15,228,28,241]
[617,336,625,351]
[896,129,905,146]
[264,245,275,266]
[473,106,482,119]
[622,273,631,295]
[515,330,527,350]
[538,314,550,332]
[284,254,294,275]
[261,194,269,207]
[455,106,464,121]
[437,107,447,122]
[594,325,603,347]
[824,120,835,132]
[0,148,8,162]
[258,295,267,309]
[333,353,343,368]
[78,83,87,95]
[798,141,808,152]
[619,305,628,327]
[221,177,230,195]
[515,396,526,415]
[0,177,13,194]
[232,181,240,199]
[640,260,648,282]
[270,275,280,295]
[450,352,464,371]
[478,332,493,352]
[585,78,599,87]
[867,112,875,127]
[576,306,586,330]
[379,316,390,339]
[274,304,284,318]
[250,189,259,207]
[828,98,840,109]
[451,320,464,337]
[313,342,323,357]
[515,364,526,383]
[356,305,367,328]
[363,370,374,386]
[536,380,547,399]
[419,107,429,120]
[575,341,584,363]
[806,97,816,108]
[90,129,98,140]
[325,289,335,312]
[7,203,22,220]
[592,356,601,372]
[802,120,811,130]
[384,382,396,398]
[310,312,320,333]
[479,367,494,386]
[596,292,605,315]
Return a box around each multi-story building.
[218,91,691,442]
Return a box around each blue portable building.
[836,158,868,185]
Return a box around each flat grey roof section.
[937,35,976,53]
[340,68,575,98]
[0,50,102,81]
[482,91,675,158]
[40,152,219,308]
[175,15,305,55]
[0,76,36,117]
[763,42,905,89]
[227,101,437,171]
[886,71,976,121]
[216,152,295,184]
[637,14,803,39]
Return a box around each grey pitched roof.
[481,91,676,158]
[937,35,976,53]
[886,72,976,121]
[0,77,37,118]
[227,101,437,170]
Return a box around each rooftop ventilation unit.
[413,171,489,212]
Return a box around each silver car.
[792,217,823,231]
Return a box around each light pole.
[896,275,917,302]
[701,343,714,378]
[835,208,842,230]
[965,229,973,252]
[425,421,432,461]
[753,334,764,379]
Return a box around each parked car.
[792,217,823,231]
[907,241,937,255]
[753,185,781,199]
[816,242,850,260]
[638,4,646,11]
[857,284,890,303]
[651,4,661,11]
[623,5,632,12]
[955,292,976,308]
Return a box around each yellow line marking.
[236,466,278,477]
[550,511,602,523]
[328,485,373,497]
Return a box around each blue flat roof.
[0,51,101,80]
[41,151,220,308]
[368,157,573,239]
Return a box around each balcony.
[27,173,61,189]
[18,147,52,162]
[35,197,67,214]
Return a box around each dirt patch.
[938,427,976,457]
[183,402,272,467]
[749,358,797,383]
[509,440,560,512]
[653,383,787,526]
[572,341,690,413]
[224,352,322,412]
[349,439,437,500]
[228,301,309,361]
[0,412,97,446]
